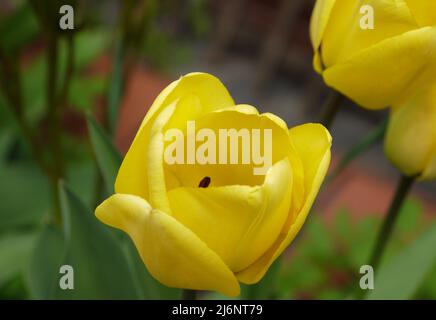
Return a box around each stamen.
[198,176,211,188]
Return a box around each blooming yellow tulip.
[385,84,436,180]
[95,73,332,296]
[310,0,436,109]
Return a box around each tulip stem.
[369,175,415,270]
[182,289,197,300]
[359,174,415,298]
[319,90,345,129]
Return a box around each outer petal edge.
[95,193,240,296]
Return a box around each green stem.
[356,175,415,299]
[319,90,345,129]
[49,178,62,226]
[46,34,64,221]
[59,34,75,109]
[368,174,415,271]
[0,47,53,178]
[47,34,63,173]
[182,289,197,300]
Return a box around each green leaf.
[334,209,353,244]
[396,200,422,234]
[278,261,327,299]
[21,30,109,125]
[21,53,46,124]
[142,28,191,70]
[87,114,122,193]
[0,163,50,230]
[186,0,211,37]
[0,94,15,130]
[65,161,98,207]
[0,131,14,163]
[0,3,39,54]
[107,40,124,135]
[240,259,281,299]
[367,223,436,300]
[318,289,345,300]
[69,76,105,112]
[204,292,239,300]
[349,216,378,268]
[55,181,140,299]
[327,119,387,183]
[0,274,28,299]
[0,232,36,289]
[304,215,335,262]
[420,265,436,298]
[27,224,65,299]
[73,30,109,70]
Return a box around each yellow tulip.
[385,84,436,180]
[95,73,332,296]
[310,0,436,110]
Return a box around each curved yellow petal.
[163,106,296,188]
[211,104,259,116]
[321,0,416,67]
[167,158,292,272]
[95,194,240,296]
[147,102,178,212]
[385,85,436,180]
[310,0,337,50]
[115,73,235,199]
[140,72,235,131]
[313,50,324,74]
[422,150,436,180]
[323,27,436,109]
[236,123,331,284]
[405,0,436,27]
[290,123,332,195]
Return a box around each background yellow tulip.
[96,73,332,296]
[311,0,436,110]
[385,84,436,180]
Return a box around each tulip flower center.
[162,109,293,189]
[198,176,211,188]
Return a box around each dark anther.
[198,176,211,188]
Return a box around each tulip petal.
[147,102,178,212]
[321,0,416,67]
[95,194,240,296]
[167,158,292,272]
[310,0,337,72]
[236,123,331,284]
[313,50,324,74]
[163,106,299,188]
[289,124,332,194]
[422,151,436,181]
[310,0,337,50]
[115,73,234,200]
[140,72,235,131]
[385,85,436,180]
[404,0,436,27]
[323,26,436,109]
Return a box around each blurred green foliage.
[203,200,436,300]
[368,221,436,300]
[0,0,207,299]
[273,201,436,300]
[0,4,39,54]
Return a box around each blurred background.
[0,0,435,300]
